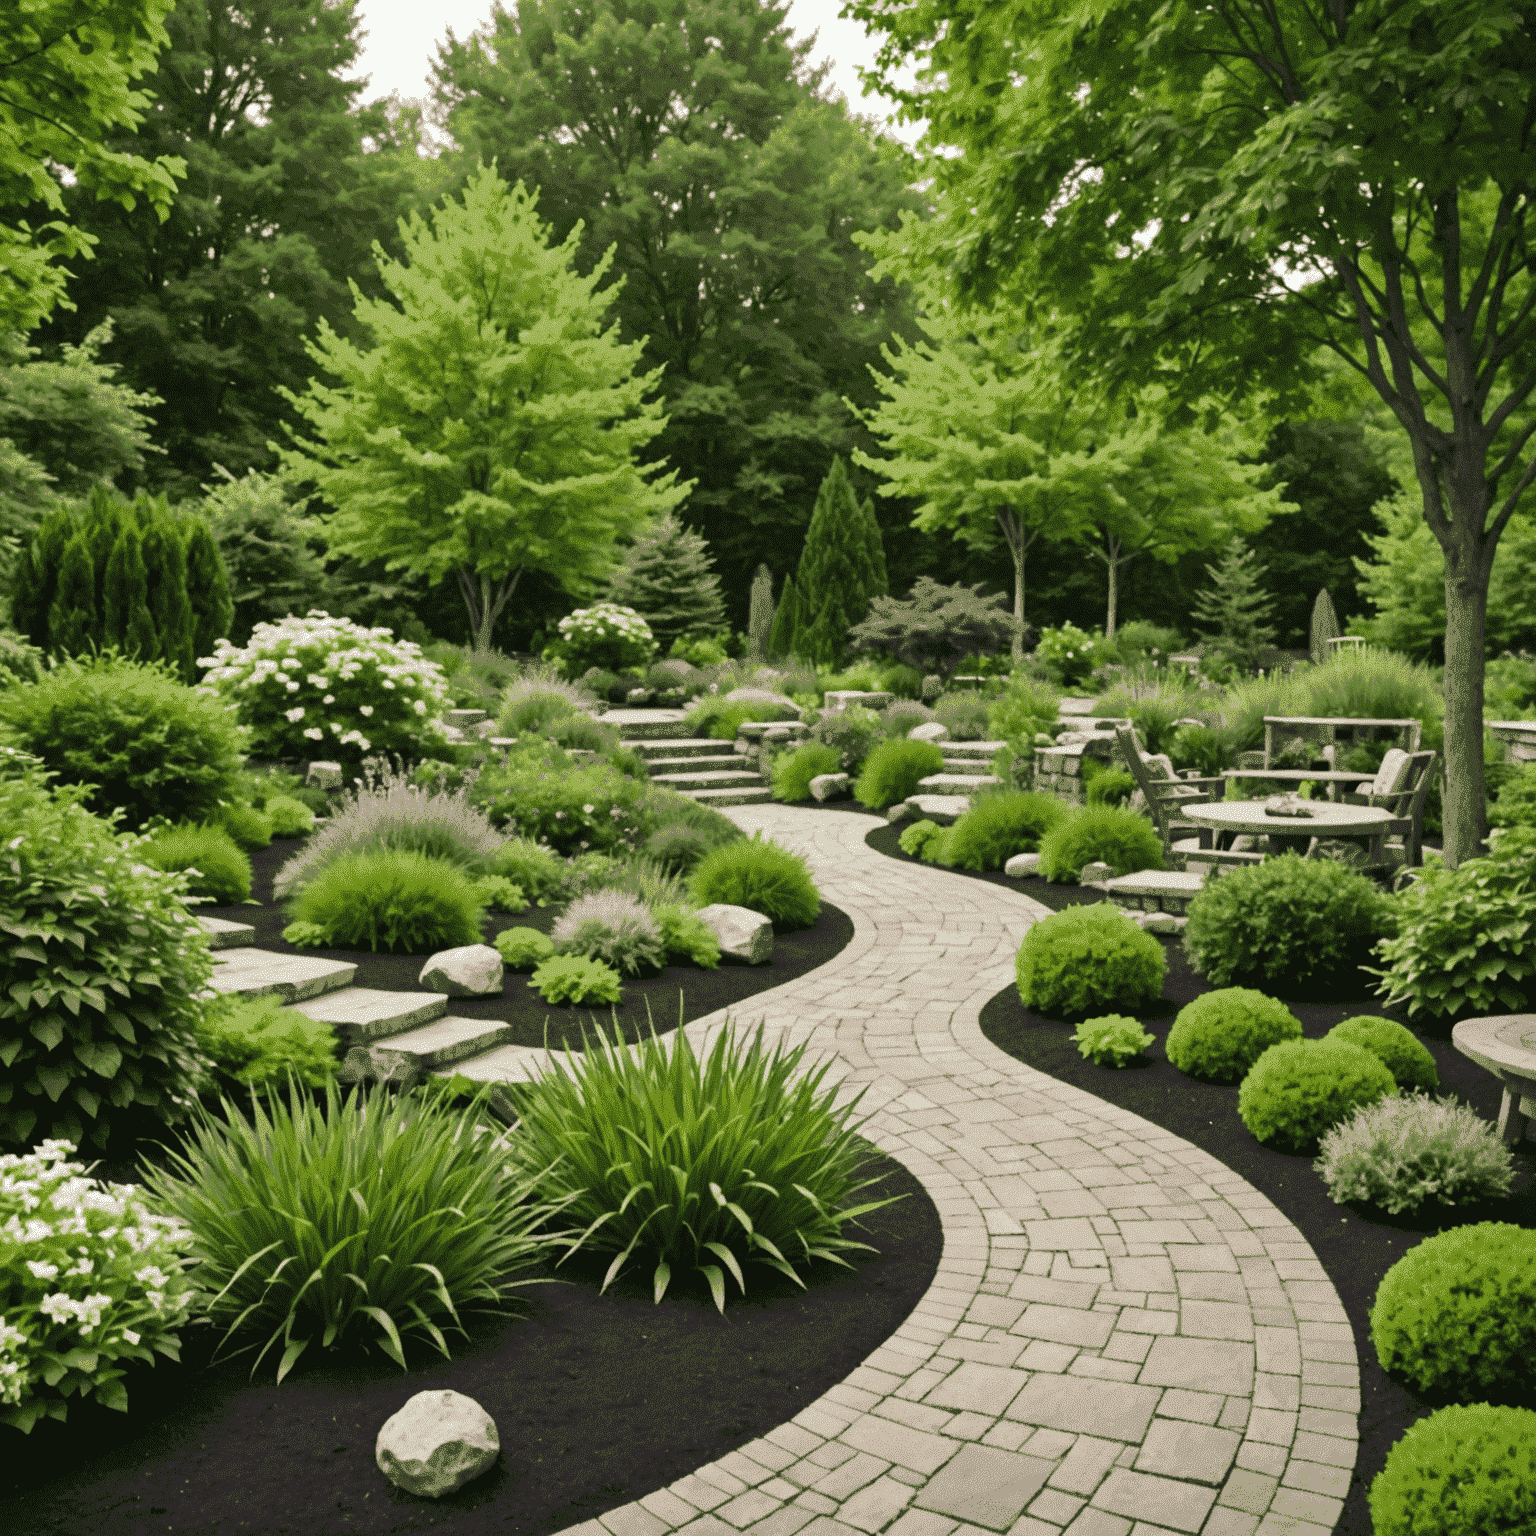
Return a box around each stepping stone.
[903,794,973,826]
[631,737,737,760]
[196,915,256,951]
[650,768,768,792]
[209,948,357,1003]
[737,720,809,741]
[686,785,774,807]
[918,772,1002,793]
[342,1015,520,1073]
[940,739,1008,759]
[1100,869,1209,915]
[287,986,447,1046]
[644,754,742,775]
[600,709,691,739]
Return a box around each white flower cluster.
[557,602,653,642]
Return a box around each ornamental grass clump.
[937,791,1068,872]
[284,849,486,954]
[771,740,843,803]
[1238,1038,1397,1153]
[551,891,666,977]
[137,823,253,905]
[130,1068,588,1385]
[1037,804,1163,882]
[854,738,945,810]
[689,831,821,930]
[1015,904,1165,1019]
[492,1010,909,1314]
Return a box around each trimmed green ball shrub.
[216,800,273,851]
[285,849,486,955]
[138,823,253,905]
[494,926,555,971]
[1037,804,1163,882]
[771,740,843,803]
[689,831,821,931]
[1370,1404,1536,1536]
[936,791,1068,872]
[1370,1223,1536,1400]
[854,737,945,810]
[1238,1038,1397,1152]
[1325,1016,1439,1092]
[487,836,565,901]
[1165,989,1303,1082]
[1183,854,1400,997]
[1015,904,1165,1019]
[652,903,722,968]
[899,818,945,858]
[264,792,315,837]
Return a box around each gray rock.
[886,801,915,823]
[903,793,971,826]
[304,760,343,790]
[1079,860,1115,884]
[419,944,504,997]
[908,720,950,744]
[376,1389,500,1499]
[823,689,893,717]
[694,903,774,965]
[723,686,801,720]
[1004,851,1042,878]
[809,772,851,802]
[1138,911,1187,935]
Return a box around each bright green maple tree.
[847,0,1536,866]
[277,164,692,652]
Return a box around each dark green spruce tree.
[46,534,98,660]
[792,458,884,668]
[606,514,727,651]
[768,569,800,660]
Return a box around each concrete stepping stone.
[918,771,1002,793]
[286,986,447,1046]
[940,739,1008,759]
[902,793,973,824]
[208,947,357,1003]
[339,1016,521,1076]
[598,709,691,739]
[196,915,256,951]
[1100,869,1209,916]
[686,785,774,808]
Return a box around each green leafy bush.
[932,691,990,740]
[281,920,328,948]
[546,601,656,675]
[551,891,666,977]
[1183,854,1400,997]
[882,700,935,735]
[1237,1038,1397,1152]
[1370,1224,1536,1400]
[854,738,945,810]
[1085,767,1136,807]
[684,695,788,741]
[935,791,1068,872]
[1324,1016,1439,1091]
[549,713,621,755]
[1488,761,1536,828]
[1168,723,1230,777]
[529,953,624,1006]
[643,823,714,874]
[496,688,581,736]
[637,787,745,854]
[651,903,722,968]
[899,819,944,858]
[0,653,247,831]
[1072,1014,1155,1067]
[1315,1092,1515,1215]
[1,748,219,1155]
[771,740,843,802]
[1015,904,1165,1019]
[1165,989,1303,1082]
[1032,622,1108,687]
[1037,804,1164,882]
[215,800,273,851]
[811,704,885,773]
[986,673,1060,757]
[1367,826,1536,1021]
[554,851,626,902]
[193,993,339,1093]
[138,823,253,905]
[472,754,649,854]
[487,836,565,901]
[494,927,555,971]
[689,830,821,930]
[285,849,486,955]
[469,875,527,914]
[263,792,314,837]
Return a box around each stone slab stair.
[608,709,773,807]
[916,738,1007,803]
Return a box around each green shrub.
[494,926,555,971]
[1370,1223,1536,1400]
[469,875,527,914]
[899,818,945,858]
[986,673,1060,757]
[1370,1404,1536,1536]
[496,688,581,736]
[882,700,935,735]
[1091,669,1210,756]
[637,787,745,853]
[935,791,1068,872]
[1037,804,1164,882]
[1238,1037,1397,1152]
[1368,826,1536,1021]
[547,601,656,676]
[0,653,247,831]
[1106,622,1185,668]
[1165,989,1303,1082]
[1488,761,1536,828]
[854,737,945,810]
[771,740,844,803]
[549,713,621,754]
[551,891,666,977]
[604,855,690,912]
[652,903,722,968]
[285,849,486,955]
[1085,767,1136,808]
[933,691,990,740]
[1167,723,1230,777]
[487,836,565,901]
[264,792,314,837]
[471,755,649,854]
[689,830,821,930]
[684,696,787,741]
[193,993,339,1093]
[1183,854,1401,998]
[1,748,219,1155]
[1072,1014,1155,1067]
[1315,1092,1516,1215]
[0,628,45,686]
[1324,1016,1439,1091]
[554,851,626,902]
[529,953,624,1006]
[281,920,328,948]
[812,704,886,773]
[1015,904,1165,1019]
[138,823,253,905]
[216,800,273,851]
[643,822,714,874]
[877,662,925,699]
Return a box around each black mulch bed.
[861,808,1536,1536]
[4,836,944,1536]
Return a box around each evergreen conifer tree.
[12,508,71,650]
[184,516,235,666]
[1192,537,1278,673]
[794,458,878,668]
[1309,587,1341,666]
[142,518,196,681]
[747,563,775,660]
[857,494,888,600]
[101,524,145,649]
[47,533,98,659]
[606,513,726,650]
[768,569,800,659]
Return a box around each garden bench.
[1339,749,1438,870]
[1114,725,1236,873]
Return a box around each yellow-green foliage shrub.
[1037,805,1163,882]
[138,823,253,905]
[1015,904,1165,1019]
[1237,1038,1396,1152]
[1165,989,1302,1082]
[1324,1016,1438,1091]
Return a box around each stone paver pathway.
[455,805,1360,1536]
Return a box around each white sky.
[350,0,929,150]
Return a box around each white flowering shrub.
[197,611,452,776]
[1032,623,1109,688]
[545,601,656,676]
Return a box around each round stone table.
[1180,800,1394,860]
[1453,1014,1536,1146]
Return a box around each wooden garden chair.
[1114,726,1245,871]
[1338,749,1439,870]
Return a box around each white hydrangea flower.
[284,706,305,723]
[303,727,323,740]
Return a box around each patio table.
[1179,799,1394,860]
[1452,1014,1536,1147]
[1221,768,1377,804]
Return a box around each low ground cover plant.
[1015,904,1165,1019]
[1237,1037,1397,1152]
[494,926,555,971]
[771,740,843,803]
[1164,989,1303,1082]
[529,953,624,1006]
[684,696,788,741]
[689,832,820,930]
[933,791,1067,872]
[283,848,486,954]
[193,993,340,1096]
[899,818,944,858]
[260,792,314,837]
[1072,1014,1155,1067]
[138,823,253,905]
[1037,804,1163,881]
[854,738,944,810]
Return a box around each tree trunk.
[1104,533,1120,638]
[1440,533,1493,868]
[457,565,523,653]
[996,506,1027,662]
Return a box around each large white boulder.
[908,720,950,744]
[695,903,774,964]
[1004,852,1041,878]
[810,772,851,802]
[376,1389,500,1499]
[419,944,504,997]
[723,686,801,721]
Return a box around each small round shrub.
[470,875,527,913]
[547,602,655,675]
[771,740,843,803]
[882,700,935,735]
[812,704,885,773]
[548,714,621,755]
[689,830,821,931]
[1370,1223,1536,1400]
[1015,904,1165,1019]
[652,903,722,968]
[1085,767,1136,808]
[551,891,665,977]
[855,738,945,810]
[1073,1014,1155,1067]
[1238,1038,1397,1152]
[488,836,565,900]
[1370,1404,1536,1536]
[264,792,314,837]
[1037,804,1163,882]
[1325,1016,1439,1091]
[496,689,580,736]
[216,800,273,851]
[495,926,555,971]
[1183,854,1400,997]
[637,788,745,855]
[932,691,989,740]
[1165,989,1303,1082]
[530,953,624,1006]
[285,849,486,954]
[1168,723,1230,777]
[138,823,253,905]
[938,791,1069,872]
[1315,1092,1516,1215]
[1489,760,1536,829]
[899,818,944,858]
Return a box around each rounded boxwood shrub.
[263,792,314,837]
[1037,804,1163,882]
[899,818,945,858]
[216,799,273,851]
[937,791,1068,872]
[138,823,253,905]
[1015,904,1165,1019]
[285,848,486,954]
[494,926,555,971]
[854,737,945,810]
[1238,1038,1397,1152]
[1183,853,1400,997]
[1370,1404,1536,1536]
[1371,1223,1536,1401]
[1165,989,1303,1082]
[1324,1015,1439,1092]
[0,652,247,831]
[771,740,843,803]
[688,831,821,931]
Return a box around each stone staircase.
[603,708,774,808]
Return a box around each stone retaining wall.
[1490,720,1536,766]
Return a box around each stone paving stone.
[1090,1468,1218,1533]
[1133,1419,1241,1485]
[911,1444,1056,1530]
[1139,1337,1256,1396]
[1006,1375,1160,1443]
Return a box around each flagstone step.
[1098,869,1210,917]
[285,986,448,1047]
[327,1014,523,1074]
[628,737,731,761]
[196,915,257,951]
[650,768,770,793]
[208,948,358,1003]
[687,785,776,808]
[939,740,1008,760]
[901,794,974,826]
[918,772,1003,794]
[601,709,692,740]
[642,753,744,776]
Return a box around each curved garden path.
[464,804,1360,1536]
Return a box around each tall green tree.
[768,568,800,659]
[46,532,97,658]
[141,515,195,678]
[1191,538,1279,675]
[848,0,1536,865]
[184,514,234,664]
[607,514,727,650]
[278,164,691,652]
[789,457,883,668]
[432,0,930,623]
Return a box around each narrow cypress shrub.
[46,533,98,659]
[1310,587,1341,666]
[748,563,775,660]
[856,493,888,600]
[795,457,876,669]
[184,514,235,665]
[141,517,196,682]
[102,523,157,658]
[768,569,801,659]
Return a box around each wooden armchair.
[1340,749,1439,869]
[1115,725,1232,869]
